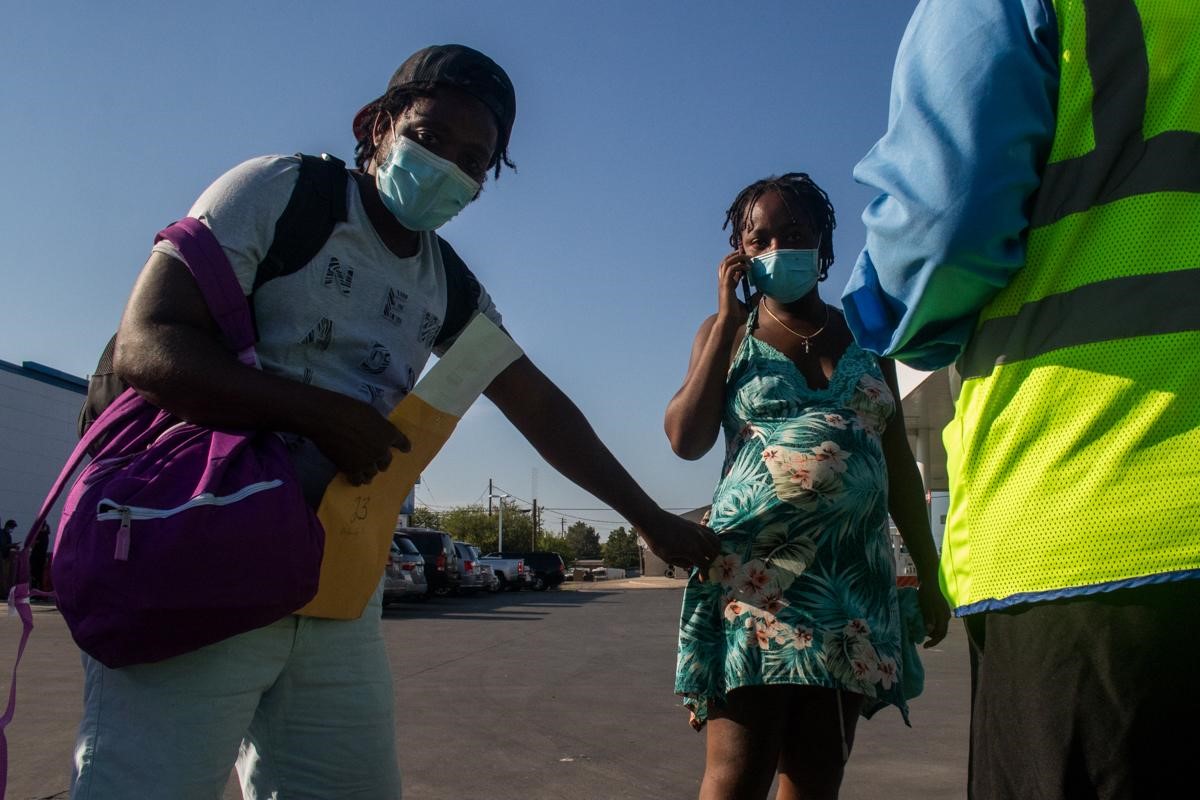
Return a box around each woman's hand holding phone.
[717,252,752,326]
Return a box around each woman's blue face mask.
[748,248,820,303]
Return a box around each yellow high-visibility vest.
[940,0,1200,615]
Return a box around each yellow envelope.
[299,315,523,619]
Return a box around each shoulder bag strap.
[156,218,258,366]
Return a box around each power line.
[415,477,438,507]
[412,487,708,529]
[490,484,532,507]
[546,507,700,512]
[547,512,627,525]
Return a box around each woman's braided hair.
[723,173,837,280]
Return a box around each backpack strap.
[434,236,482,348]
[156,218,259,362]
[76,334,120,439]
[2,394,112,795]
[253,153,348,294]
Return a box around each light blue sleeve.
[841,0,1060,370]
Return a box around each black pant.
[966,579,1200,799]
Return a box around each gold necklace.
[761,300,829,354]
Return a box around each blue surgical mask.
[748,248,820,302]
[375,136,480,231]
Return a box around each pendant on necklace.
[803,340,811,354]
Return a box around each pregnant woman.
[664,173,949,800]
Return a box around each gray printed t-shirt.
[152,155,503,499]
[153,155,502,414]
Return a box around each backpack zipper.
[80,422,193,487]
[96,479,284,561]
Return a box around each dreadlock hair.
[723,172,837,280]
[353,85,517,179]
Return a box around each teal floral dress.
[675,306,906,726]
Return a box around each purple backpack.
[1,219,325,792]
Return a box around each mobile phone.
[740,273,753,307]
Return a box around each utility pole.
[531,500,538,551]
[531,468,538,552]
[488,478,493,515]
[497,499,504,551]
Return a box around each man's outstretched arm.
[485,355,719,572]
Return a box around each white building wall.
[0,362,87,543]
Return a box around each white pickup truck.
[477,553,526,591]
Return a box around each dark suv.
[489,551,566,591]
[395,527,459,597]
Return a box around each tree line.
[408,504,643,570]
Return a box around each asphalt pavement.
[1,582,969,799]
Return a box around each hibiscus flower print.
[761,445,844,506]
[852,655,882,685]
[763,448,820,484]
[823,413,848,429]
[758,587,788,616]
[763,448,818,489]
[787,456,818,489]
[851,410,884,435]
[857,374,891,404]
[723,599,747,623]
[755,618,781,650]
[846,373,895,437]
[845,618,872,639]
[790,625,814,650]
[709,553,741,587]
[735,559,773,599]
[811,441,849,473]
[845,638,884,694]
[877,657,898,690]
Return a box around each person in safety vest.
[841,1,1200,798]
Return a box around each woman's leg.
[775,687,862,800]
[700,686,788,800]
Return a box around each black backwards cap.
[352,44,516,168]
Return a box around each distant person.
[842,1,1200,797]
[665,173,948,799]
[0,519,15,554]
[72,43,719,799]
[0,519,16,596]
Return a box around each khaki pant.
[71,584,400,799]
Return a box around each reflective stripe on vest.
[940,0,1200,615]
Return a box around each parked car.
[489,551,566,591]
[478,553,526,591]
[395,527,459,597]
[478,561,499,592]
[452,541,485,594]
[461,543,499,592]
[383,538,427,604]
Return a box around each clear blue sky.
[1,0,918,536]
